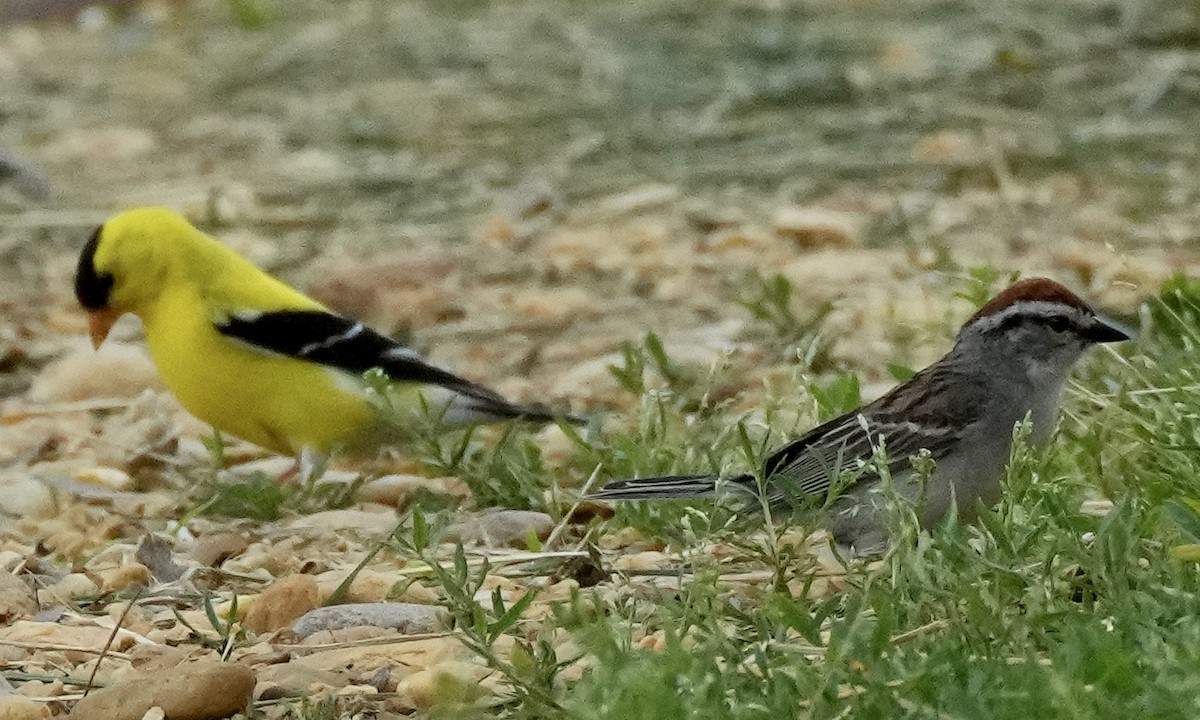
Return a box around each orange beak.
[87,309,121,349]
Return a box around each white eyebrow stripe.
[297,321,365,356]
[967,300,1089,333]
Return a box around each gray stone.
[291,603,447,639]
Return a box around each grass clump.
[391,277,1200,720]
[188,431,363,521]
[737,272,837,371]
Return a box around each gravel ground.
[1,1,1198,717]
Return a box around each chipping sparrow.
[591,278,1131,555]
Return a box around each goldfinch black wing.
[214,308,557,422]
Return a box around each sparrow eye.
[1046,316,1070,333]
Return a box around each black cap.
[75,225,114,310]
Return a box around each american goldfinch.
[74,207,574,468]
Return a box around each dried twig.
[0,640,131,661]
[83,586,144,696]
[544,463,602,550]
[273,631,454,655]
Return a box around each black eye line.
[1045,315,1071,332]
[994,311,1081,334]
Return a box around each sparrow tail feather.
[590,474,756,501]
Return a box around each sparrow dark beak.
[1085,315,1133,344]
[87,309,121,349]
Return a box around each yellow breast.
[138,285,375,456]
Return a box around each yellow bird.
[75,207,574,473]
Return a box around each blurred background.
[3,4,1200,716]
[2,0,1199,407]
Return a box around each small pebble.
[38,573,98,604]
[291,603,447,639]
[356,474,473,510]
[0,695,48,720]
[28,343,159,403]
[0,571,35,622]
[67,662,254,720]
[73,467,135,492]
[288,509,399,536]
[393,661,489,712]
[0,475,54,519]
[445,509,554,548]
[253,664,344,700]
[772,207,861,249]
[243,575,321,635]
[94,563,150,593]
[189,532,250,568]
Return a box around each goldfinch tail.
[442,393,585,426]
